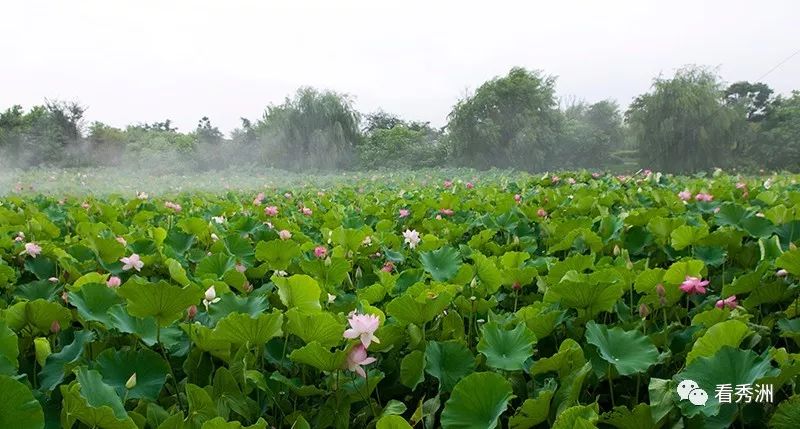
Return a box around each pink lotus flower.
[695,193,714,202]
[253,192,265,205]
[592,172,601,179]
[716,295,737,310]
[279,230,292,240]
[736,182,747,190]
[551,175,560,183]
[186,305,198,320]
[107,276,121,288]
[514,194,522,203]
[680,276,709,295]
[14,232,24,242]
[678,190,692,201]
[165,201,182,212]
[399,209,410,218]
[439,208,454,216]
[777,269,789,277]
[284,192,292,199]
[120,254,144,271]
[265,206,279,216]
[235,264,246,273]
[567,177,576,185]
[443,180,453,189]
[301,207,313,216]
[345,344,377,378]
[344,312,381,348]
[435,214,442,220]
[81,202,90,209]
[116,236,127,246]
[50,320,61,334]
[382,261,394,273]
[466,182,474,189]
[537,208,547,218]
[23,242,42,258]
[314,246,328,259]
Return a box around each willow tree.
[255,87,361,170]
[446,67,561,170]
[626,66,745,173]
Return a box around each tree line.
[1,65,798,173]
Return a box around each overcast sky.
[2,0,798,134]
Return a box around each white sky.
[2,0,798,134]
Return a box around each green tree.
[0,101,86,166]
[359,111,445,168]
[254,87,361,170]
[555,100,624,169]
[724,81,774,122]
[626,66,745,173]
[446,67,561,170]
[758,91,800,170]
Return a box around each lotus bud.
[613,245,620,256]
[204,286,217,303]
[48,277,58,283]
[659,296,667,307]
[50,320,61,334]
[355,266,362,278]
[791,242,797,251]
[655,283,666,297]
[186,305,198,320]
[638,303,650,318]
[777,269,789,278]
[470,277,478,289]
[512,282,521,291]
[34,337,52,366]
[125,373,137,389]
[626,260,633,270]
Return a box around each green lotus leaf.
[285,308,344,348]
[3,299,72,334]
[60,367,137,429]
[543,269,624,318]
[386,291,453,326]
[0,375,44,429]
[117,277,203,327]
[509,380,556,429]
[600,404,654,429]
[515,303,564,340]
[424,340,475,392]
[207,293,269,325]
[376,415,413,429]
[166,258,192,286]
[211,311,283,346]
[39,330,95,391]
[671,224,709,250]
[0,321,19,375]
[68,282,124,326]
[201,417,268,429]
[530,338,586,377]
[94,348,169,400]
[399,350,425,390]
[686,319,751,364]
[196,253,235,280]
[552,403,599,429]
[420,246,461,282]
[440,372,514,429]
[299,257,351,289]
[777,249,800,276]
[254,239,300,270]
[674,346,779,419]
[477,321,537,371]
[186,383,217,426]
[584,321,658,376]
[289,341,348,372]
[273,274,322,312]
[769,395,800,429]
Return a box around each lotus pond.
[1,169,799,429]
